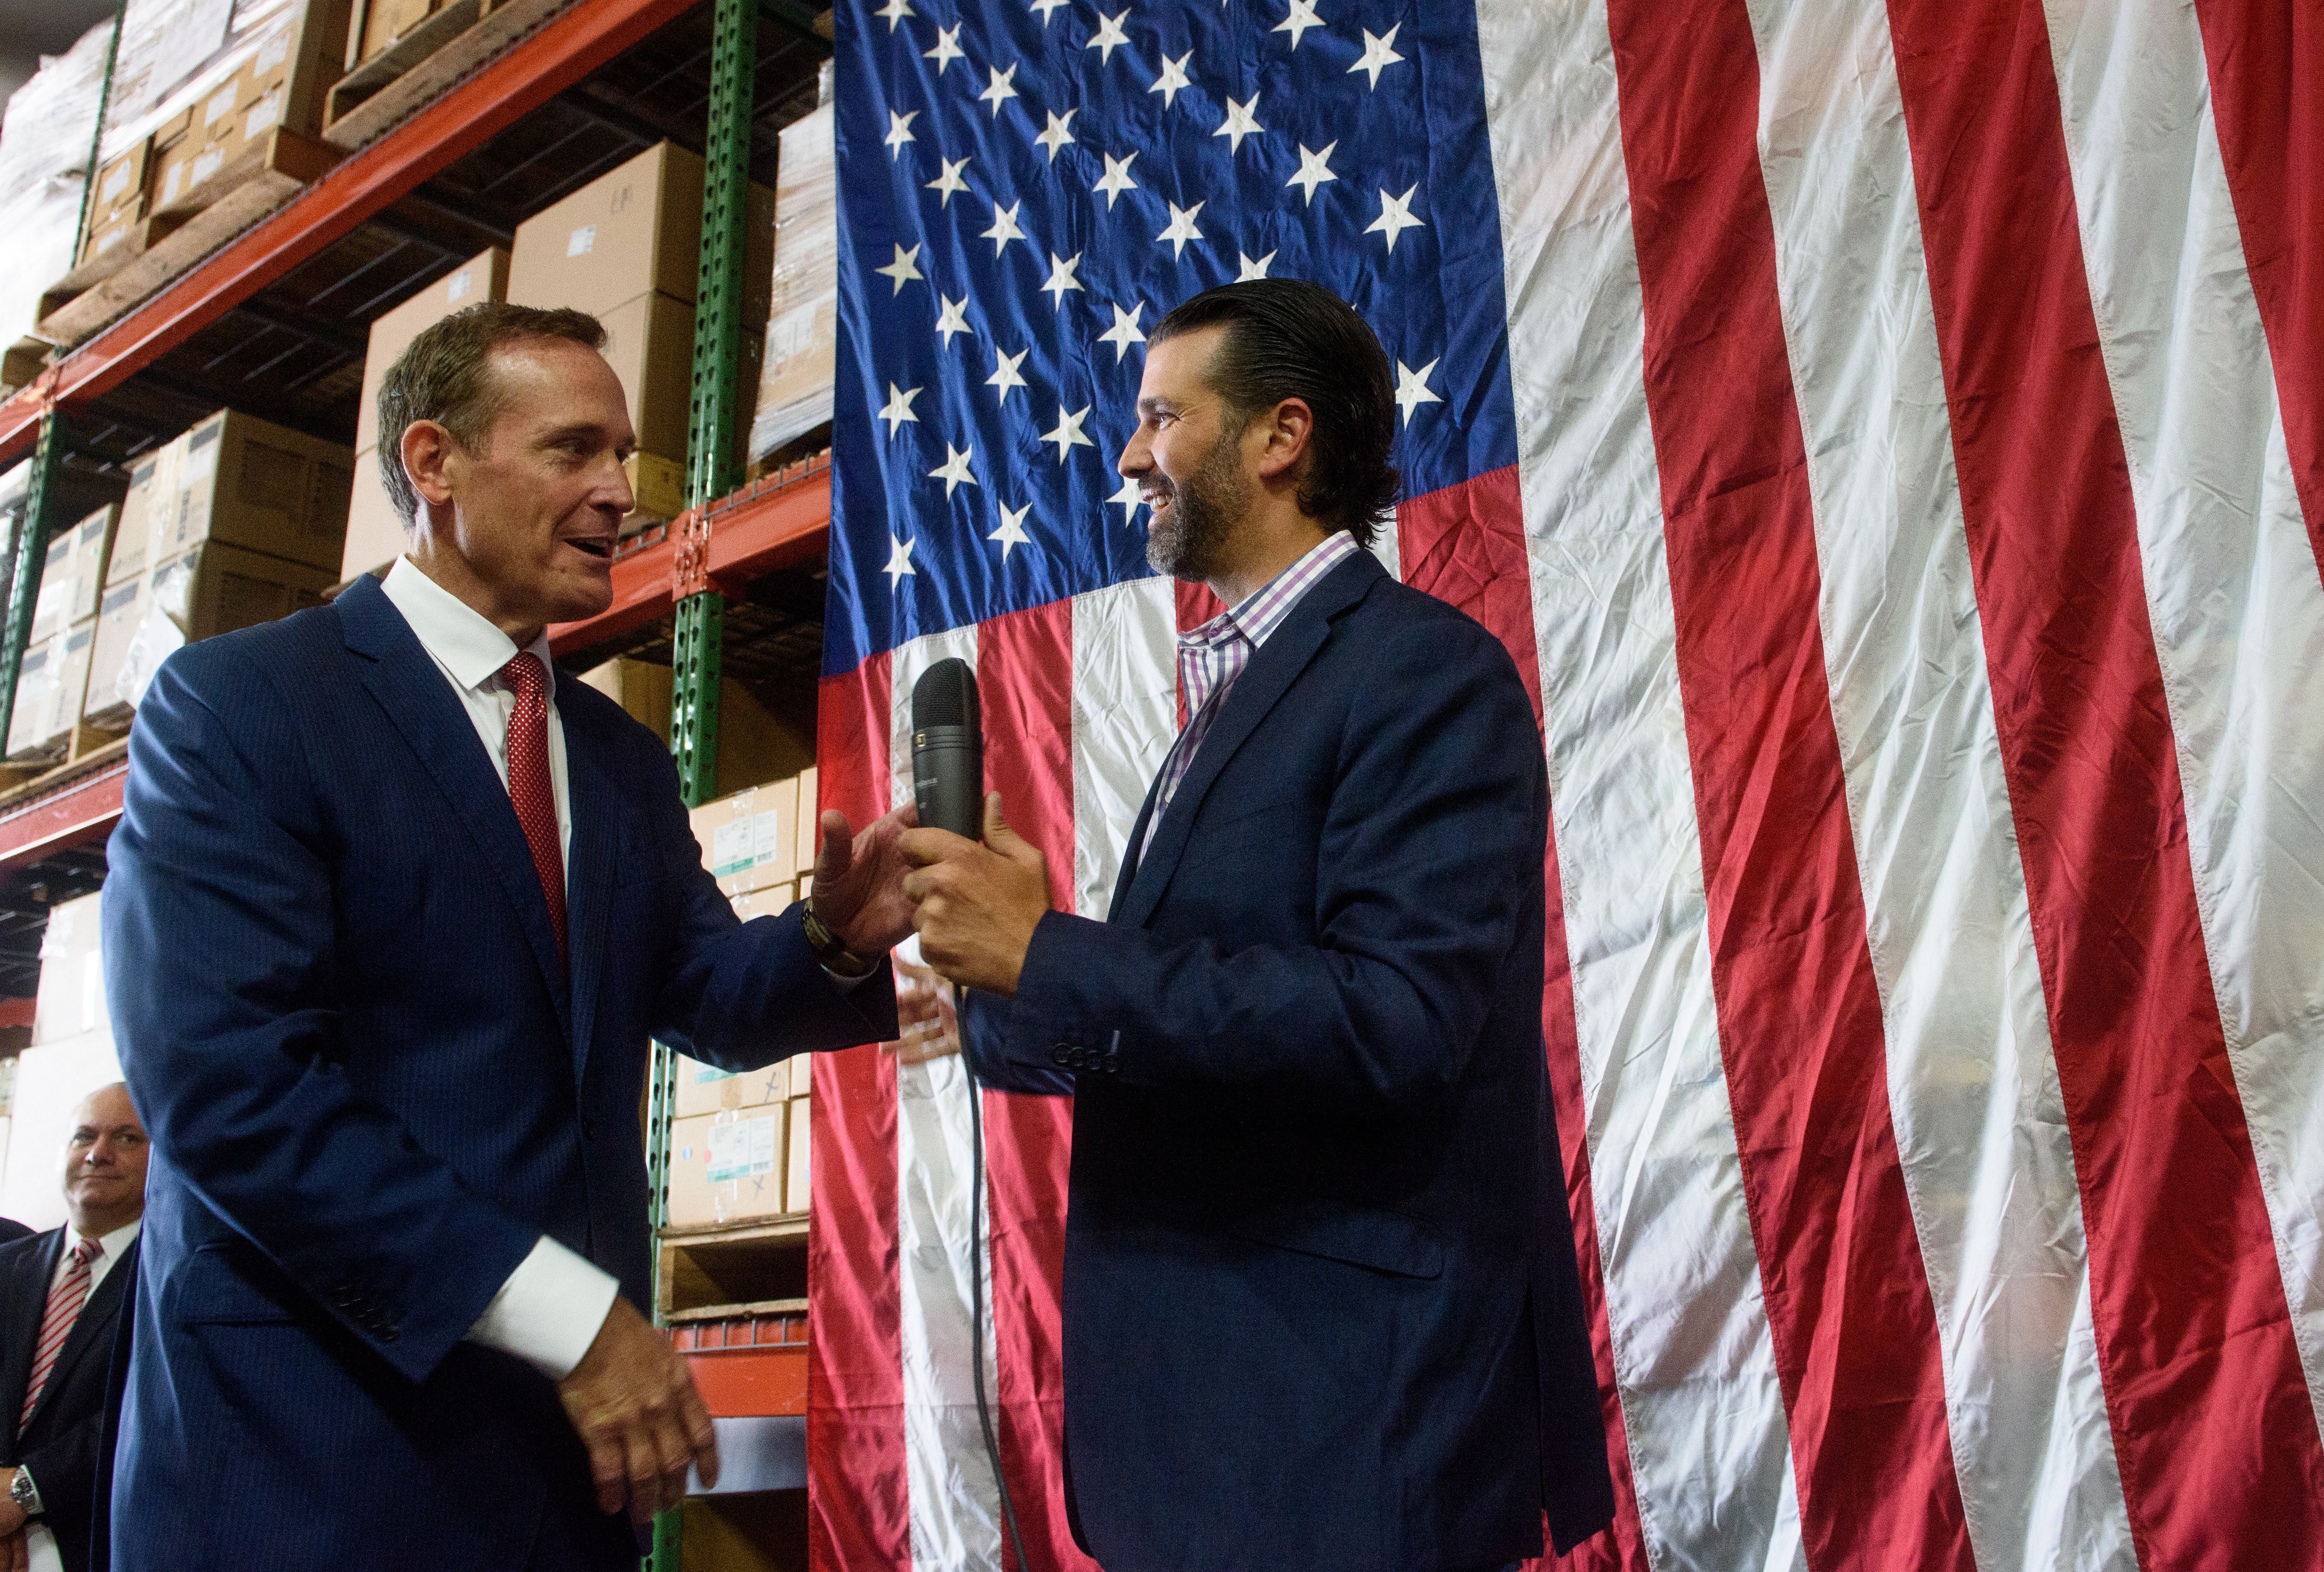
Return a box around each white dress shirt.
[20,1219,140,1572]
[378,558,620,1382]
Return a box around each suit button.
[1102,1059,1120,1076]
[1051,1044,1074,1067]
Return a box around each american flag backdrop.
[802,0,2324,1568]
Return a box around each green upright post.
[651,0,760,1563]
[0,413,70,745]
[72,6,129,271]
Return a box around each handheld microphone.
[911,659,984,839]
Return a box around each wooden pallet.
[327,0,487,128]
[656,1214,809,1320]
[0,729,130,807]
[322,0,566,153]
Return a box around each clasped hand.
[900,792,1052,997]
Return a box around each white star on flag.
[1348,25,1405,89]
[1099,302,1147,360]
[1092,151,1139,208]
[979,64,1019,114]
[1236,250,1275,281]
[1213,95,1265,154]
[1287,142,1337,204]
[981,200,1028,255]
[1109,475,1145,520]
[1041,251,1085,306]
[876,244,923,294]
[1041,405,1095,463]
[1085,9,1132,63]
[934,293,973,346]
[1272,0,1325,49]
[1035,109,1078,161]
[1393,358,1442,425]
[1156,201,1206,259]
[884,534,916,586]
[930,444,978,497]
[878,382,923,436]
[884,111,917,158]
[1150,51,1194,108]
[988,500,1033,559]
[875,0,912,32]
[987,346,1029,399]
[1365,185,1426,252]
[1030,0,1068,20]
[926,155,971,206]
[925,24,965,72]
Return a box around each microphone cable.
[966,1046,1033,1572]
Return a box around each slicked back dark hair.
[1150,279,1398,547]
[374,301,607,522]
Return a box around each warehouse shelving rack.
[0,0,840,1562]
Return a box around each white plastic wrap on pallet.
[0,21,112,348]
[748,101,837,462]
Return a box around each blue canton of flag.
[825,0,1520,675]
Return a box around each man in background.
[903,279,1614,1569]
[0,1083,147,1572]
[104,303,914,1569]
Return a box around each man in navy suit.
[905,281,1615,1571]
[103,303,913,1569]
[0,1083,146,1572]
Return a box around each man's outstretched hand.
[556,1297,718,1526]
[902,792,1053,997]
[809,802,919,956]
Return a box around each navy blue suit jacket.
[988,550,1614,1572]
[100,575,896,1570]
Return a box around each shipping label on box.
[665,1108,788,1227]
[691,779,798,898]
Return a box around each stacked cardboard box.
[86,408,351,727]
[5,506,115,762]
[507,143,774,503]
[749,99,837,464]
[578,657,813,799]
[664,1057,813,1227]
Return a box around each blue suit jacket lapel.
[1113,551,1384,931]
[561,705,618,1085]
[336,576,572,1039]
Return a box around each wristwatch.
[800,898,877,979]
[10,1464,40,1518]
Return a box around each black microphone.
[911,658,984,839]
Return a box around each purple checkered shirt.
[1134,530,1362,866]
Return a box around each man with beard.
[898,280,1615,1572]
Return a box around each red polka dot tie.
[502,652,567,966]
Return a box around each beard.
[1143,425,1251,581]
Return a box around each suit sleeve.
[20,1410,100,1548]
[634,735,899,1063]
[103,646,540,1384]
[1000,613,1546,1103]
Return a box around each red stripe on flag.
[2193,0,2324,582]
[974,600,1093,1572]
[808,657,911,1572]
[1401,469,1652,1571]
[1888,3,2324,1561]
[1605,3,1976,1565]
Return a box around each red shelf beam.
[0,0,699,468]
[0,759,128,873]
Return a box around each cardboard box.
[794,765,820,875]
[111,450,173,588]
[691,780,799,899]
[578,661,812,797]
[664,1108,789,1228]
[4,641,55,761]
[506,142,775,325]
[786,1095,810,1212]
[87,543,338,726]
[82,579,145,727]
[94,142,150,217]
[7,622,96,761]
[31,893,106,1049]
[750,103,837,462]
[28,506,114,647]
[350,0,445,67]
[146,409,355,574]
[623,451,686,531]
[595,290,697,464]
[727,883,793,923]
[354,248,511,455]
[339,451,406,581]
[672,1054,789,1118]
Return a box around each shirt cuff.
[465,1235,621,1381]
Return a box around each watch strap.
[801,899,877,979]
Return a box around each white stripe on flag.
[1067,578,1177,918]
[1741,2,2135,1564]
[887,627,1005,1572]
[2043,0,2324,1445]
[1479,2,1797,1565]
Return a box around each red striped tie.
[502,652,568,964]
[21,1236,99,1429]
